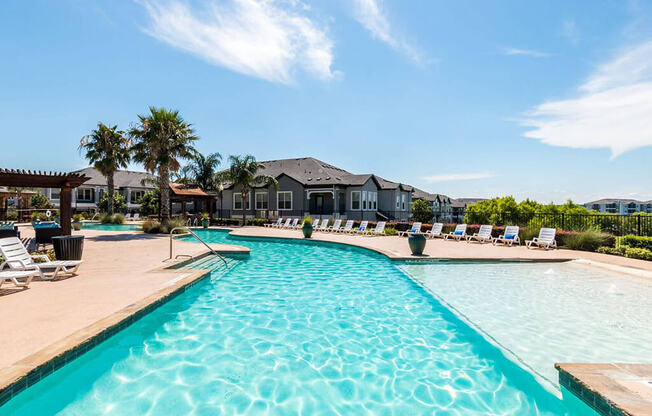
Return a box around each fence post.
[561,213,565,230]
[638,215,641,236]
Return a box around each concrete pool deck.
[1,225,651,413]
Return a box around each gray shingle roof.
[584,198,645,205]
[72,167,156,189]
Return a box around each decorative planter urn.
[202,219,210,229]
[72,221,82,231]
[302,224,313,238]
[408,233,427,255]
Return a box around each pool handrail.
[169,227,228,267]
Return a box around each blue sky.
[2,0,652,203]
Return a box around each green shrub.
[559,229,615,252]
[250,218,266,226]
[137,191,159,216]
[519,227,540,243]
[97,193,126,213]
[619,235,652,251]
[624,247,652,261]
[142,219,161,233]
[6,211,18,221]
[142,218,188,234]
[100,213,125,224]
[384,226,398,236]
[72,214,84,222]
[411,199,433,224]
[597,246,626,256]
[31,193,52,209]
[303,216,313,226]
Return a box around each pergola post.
[60,186,73,235]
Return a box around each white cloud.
[521,40,652,157]
[422,172,497,183]
[351,0,423,63]
[562,18,580,44]
[502,48,551,58]
[139,0,336,84]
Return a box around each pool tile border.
[0,254,218,407]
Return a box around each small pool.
[81,222,141,231]
[1,230,597,415]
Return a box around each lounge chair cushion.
[454,231,462,235]
[34,222,60,229]
[0,223,14,230]
[504,234,515,240]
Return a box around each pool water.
[1,230,595,415]
[81,222,141,231]
[399,261,652,391]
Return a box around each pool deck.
[1,225,651,413]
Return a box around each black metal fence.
[432,210,652,237]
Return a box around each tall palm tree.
[180,152,222,191]
[129,107,198,220]
[223,155,278,226]
[79,123,131,214]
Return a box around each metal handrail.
[169,226,228,267]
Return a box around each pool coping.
[0,250,231,406]
[556,363,652,416]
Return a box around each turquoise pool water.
[81,222,141,231]
[1,230,595,415]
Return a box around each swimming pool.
[1,230,596,415]
[81,222,141,231]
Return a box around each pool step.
[178,254,240,272]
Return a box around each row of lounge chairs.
[124,213,140,221]
[0,237,83,289]
[264,218,388,236]
[398,222,558,249]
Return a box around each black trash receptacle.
[52,235,85,260]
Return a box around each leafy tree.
[31,192,52,209]
[79,123,131,214]
[179,152,222,191]
[411,199,433,223]
[130,107,198,220]
[223,155,278,226]
[137,190,160,217]
[464,196,520,225]
[98,192,126,213]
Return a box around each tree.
[31,192,52,209]
[179,152,222,191]
[130,107,198,220]
[79,123,131,214]
[223,155,278,226]
[411,199,433,223]
[98,192,126,213]
[137,190,160,217]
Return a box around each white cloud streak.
[352,0,423,63]
[521,40,652,157]
[139,0,336,84]
[502,48,552,58]
[422,172,497,183]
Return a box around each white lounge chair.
[286,218,299,229]
[335,220,354,233]
[444,224,467,241]
[0,269,39,288]
[124,213,132,221]
[466,224,493,244]
[425,223,444,239]
[398,222,422,237]
[526,228,557,250]
[316,219,330,231]
[0,237,83,280]
[265,218,283,228]
[326,219,342,232]
[278,218,292,229]
[368,221,386,236]
[311,219,320,230]
[133,213,140,221]
[493,226,521,246]
[352,221,369,235]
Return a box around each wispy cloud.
[521,40,652,157]
[502,47,552,58]
[351,0,423,63]
[562,18,580,44]
[422,172,497,183]
[138,0,336,84]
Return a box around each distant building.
[42,167,156,213]
[411,188,454,222]
[584,199,652,215]
[221,157,414,221]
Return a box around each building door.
[316,195,323,214]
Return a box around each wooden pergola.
[169,182,215,217]
[0,169,90,235]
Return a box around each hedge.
[619,235,652,251]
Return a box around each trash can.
[52,235,85,260]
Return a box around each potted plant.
[302,216,313,238]
[72,214,83,231]
[201,213,210,229]
[408,232,427,255]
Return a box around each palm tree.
[223,155,278,226]
[129,107,198,220]
[179,152,222,191]
[79,123,131,214]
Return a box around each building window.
[372,192,377,210]
[233,193,251,210]
[401,194,406,210]
[255,192,268,210]
[77,188,94,202]
[396,195,400,209]
[277,191,292,210]
[362,191,367,210]
[130,190,144,204]
[351,191,361,210]
[51,189,60,200]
